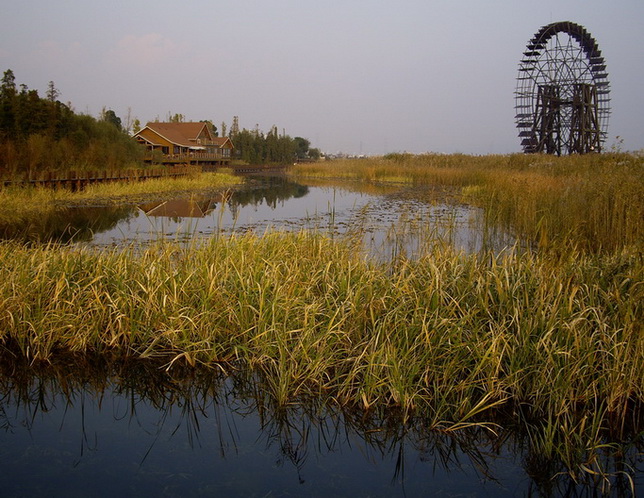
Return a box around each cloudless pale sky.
[1,1,642,155]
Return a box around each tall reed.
[0,231,641,475]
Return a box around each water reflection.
[0,205,136,243]
[140,198,218,219]
[0,357,640,497]
[93,175,512,257]
[0,176,515,257]
[228,175,310,208]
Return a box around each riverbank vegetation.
[0,170,240,225]
[292,152,644,254]
[0,152,642,483]
[0,231,641,480]
[0,70,143,176]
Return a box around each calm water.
[0,378,523,497]
[0,175,513,257]
[2,361,640,497]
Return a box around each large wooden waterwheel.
[515,21,611,155]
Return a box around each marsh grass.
[0,154,642,482]
[293,153,644,253]
[0,171,241,225]
[0,230,641,476]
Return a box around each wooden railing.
[145,152,232,164]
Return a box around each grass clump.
[0,231,641,477]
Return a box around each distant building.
[134,122,234,167]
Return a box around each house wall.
[137,129,174,153]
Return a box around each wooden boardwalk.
[1,163,291,190]
[215,164,289,174]
[1,165,201,190]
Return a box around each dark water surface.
[2,360,640,497]
[0,380,521,497]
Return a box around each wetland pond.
[1,175,642,496]
[1,175,512,257]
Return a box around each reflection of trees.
[0,177,308,244]
[0,205,136,243]
[0,355,640,496]
[229,176,309,210]
[224,176,309,224]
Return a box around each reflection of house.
[134,122,234,167]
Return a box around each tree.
[0,70,17,134]
[0,70,144,174]
[230,115,239,138]
[123,107,133,134]
[168,112,184,123]
[200,119,218,137]
[46,81,60,102]
[0,69,16,99]
[16,88,47,137]
[102,109,122,131]
[293,136,310,160]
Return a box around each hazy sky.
[1,1,642,155]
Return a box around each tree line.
[0,69,142,176]
[169,114,321,165]
[0,69,321,176]
[229,123,320,165]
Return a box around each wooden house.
[134,122,234,167]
